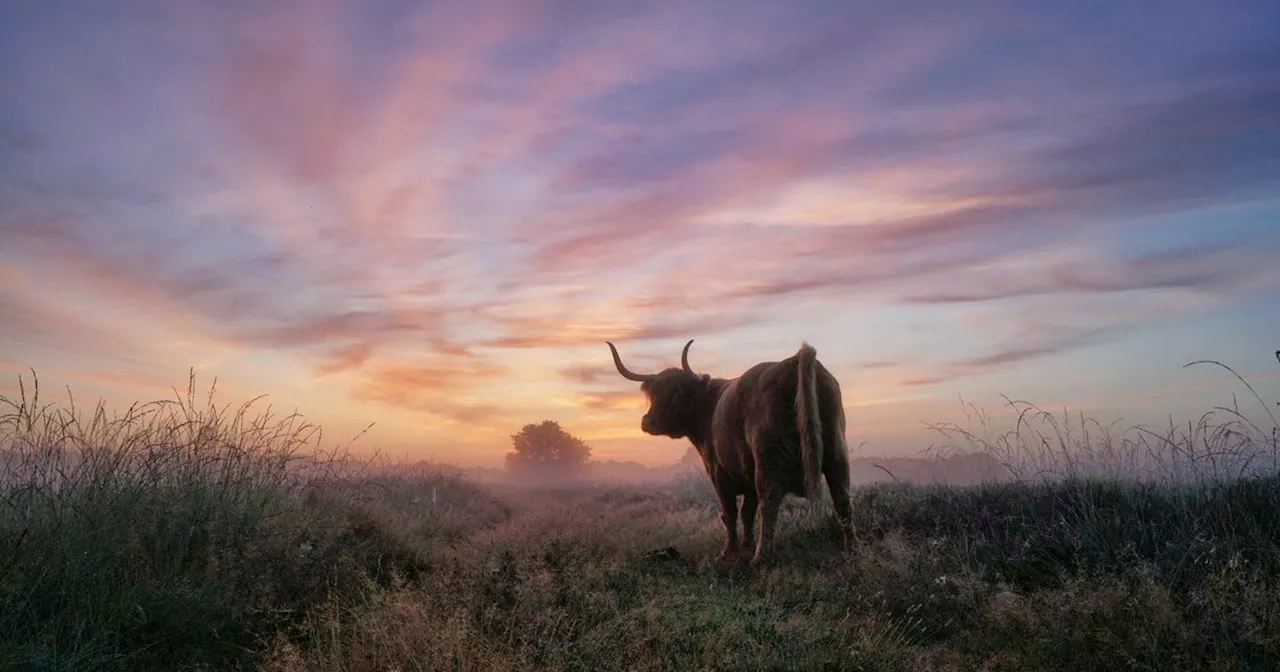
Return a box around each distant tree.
[505,420,592,478]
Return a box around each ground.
[3,379,1279,671]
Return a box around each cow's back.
[708,358,800,493]
[708,352,846,494]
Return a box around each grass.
[2,362,1278,671]
[0,372,496,671]
[923,359,1280,484]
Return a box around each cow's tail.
[795,342,824,500]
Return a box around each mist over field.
[3,356,1278,670]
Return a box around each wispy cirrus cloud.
[348,357,510,426]
[569,391,647,413]
[559,364,609,386]
[896,325,1114,388]
[901,242,1280,305]
[1,0,1278,465]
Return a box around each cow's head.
[606,339,709,440]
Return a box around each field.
[2,368,1279,671]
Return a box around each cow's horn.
[607,342,656,382]
[681,339,695,374]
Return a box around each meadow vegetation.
[2,361,1278,671]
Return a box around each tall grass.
[0,371,449,671]
[924,359,1280,484]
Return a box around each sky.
[1,0,1278,468]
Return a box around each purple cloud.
[1,0,1278,447]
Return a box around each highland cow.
[606,339,855,566]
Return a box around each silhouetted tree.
[505,420,592,478]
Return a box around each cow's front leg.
[739,489,758,553]
[715,488,740,562]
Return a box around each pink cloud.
[346,356,511,426]
[4,0,1278,468]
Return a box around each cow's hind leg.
[739,489,758,554]
[824,463,856,552]
[750,484,785,568]
[715,488,741,563]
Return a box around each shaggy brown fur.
[606,339,855,566]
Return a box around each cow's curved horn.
[607,342,656,382]
[681,339,695,374]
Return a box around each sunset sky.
[2,0,1278,468]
